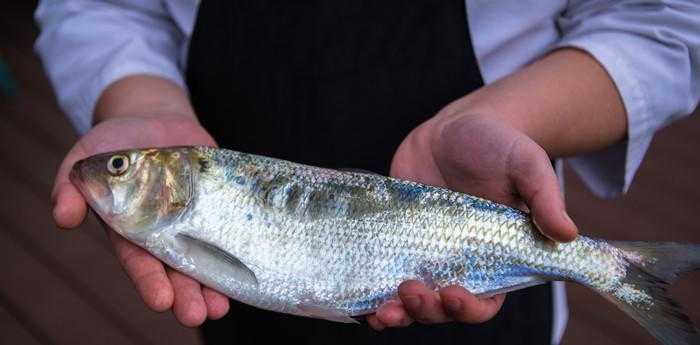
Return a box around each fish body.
[71,146,699,344]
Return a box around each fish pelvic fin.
[607,241,700,345]
[296,303,360,324]
[474,277,548,299]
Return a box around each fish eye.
[107,155,130,176]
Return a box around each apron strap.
[186,1,552,344]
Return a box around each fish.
[70,146,700,345]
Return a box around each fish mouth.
[70,159,116,221]
[69,159,85,184]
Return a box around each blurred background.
[1,2,698,345]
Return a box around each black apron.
[186,1,552,344]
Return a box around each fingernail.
[532,217,542,232]
[561,210,578,233]
[561,210,573,225]
[445,297,462,314]
[403,295,422,310]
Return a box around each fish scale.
[71,146,700,344]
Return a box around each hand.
[52,114,230,327]
[367,113,578,330]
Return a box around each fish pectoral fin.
[296,303,359,324]
[176,233,258,286]
[474,277,548,298]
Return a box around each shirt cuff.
[553,34,653,198]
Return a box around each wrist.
[431,98,530,149]
[436,92,533,138]
[94,75,198,125]
[433,48,627,159]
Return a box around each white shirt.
[33,1,700,344]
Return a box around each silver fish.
[70,146,699,344]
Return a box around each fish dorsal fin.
[338,168,381,176]
[176,233,258,286]
[296,302,359,324]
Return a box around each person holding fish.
[35,1,700,345]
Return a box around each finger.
[398,280,450,324]
[507,140,578,242]
[374,299,413,328]
[366,314,387,331]
[110,231,174,312]
[52,182,87,229]
[439,286,505,323]
[168,269,208,327]
[52,143,89,229]
[202,287,230,320]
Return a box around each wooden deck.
[1,2,698,344]
[0,3,202,345]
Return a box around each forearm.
[94,75,197,124]
[442,48,627,158]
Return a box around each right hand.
[53,114,230,327]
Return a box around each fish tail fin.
[612,242,700,283]
[605,241,700,345]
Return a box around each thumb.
[52,143,88,229]
[507,139,578,242]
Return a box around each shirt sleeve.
[554,0,700,198]
[34,0,188,134]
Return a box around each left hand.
[366,111,579,330]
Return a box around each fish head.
[70,147,198,241]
